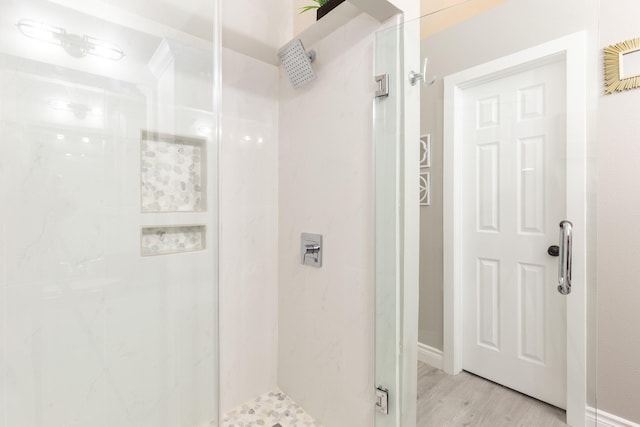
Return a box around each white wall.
[293,0,317,35]
[222,0,292,49]
[219,47,280,413]
[277,13,381,427]
[389,0,420,19]
[218,0,294,413]
[597,1,640,423]
[419,0,506,38]
[222,0,293,64]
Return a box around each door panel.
[461,59,567,409]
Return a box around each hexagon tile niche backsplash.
[141,131,206,212]
[141,225,205,256]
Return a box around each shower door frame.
[443,31,589,427]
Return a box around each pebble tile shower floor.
[222,389,322,427]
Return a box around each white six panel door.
[460,59,567,409]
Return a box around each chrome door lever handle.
[557,220,573,295]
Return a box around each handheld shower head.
[278,39,317,89]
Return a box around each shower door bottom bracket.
[376,386,389,415]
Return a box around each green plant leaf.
[298,5,319,14]
[299,0,330,14]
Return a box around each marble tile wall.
[277,13,381,427]
[219,47,280,413]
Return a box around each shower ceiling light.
[17,19,124,61]
[48,98,100,119]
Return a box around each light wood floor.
[417,362,568,427]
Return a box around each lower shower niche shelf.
[141,225,205,256]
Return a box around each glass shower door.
[374,16,421,427]
[0,1,219,426]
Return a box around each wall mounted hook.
[409,57,436,86]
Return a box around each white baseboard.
[586,406,640,427]
[417,342,443,370]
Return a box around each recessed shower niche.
[141,130,206,212]
[141,225,206,256]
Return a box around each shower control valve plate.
[301,233,322,268]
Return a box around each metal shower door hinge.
[376,386,389,414]
[375,73,389,98]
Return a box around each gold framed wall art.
[604,37,640,94]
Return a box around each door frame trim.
[443,32,588,427]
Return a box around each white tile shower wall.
[278,13,380,427]
[220,47,280,413]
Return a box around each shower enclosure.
[0,0,417,426]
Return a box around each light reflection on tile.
[222,389,322,427]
